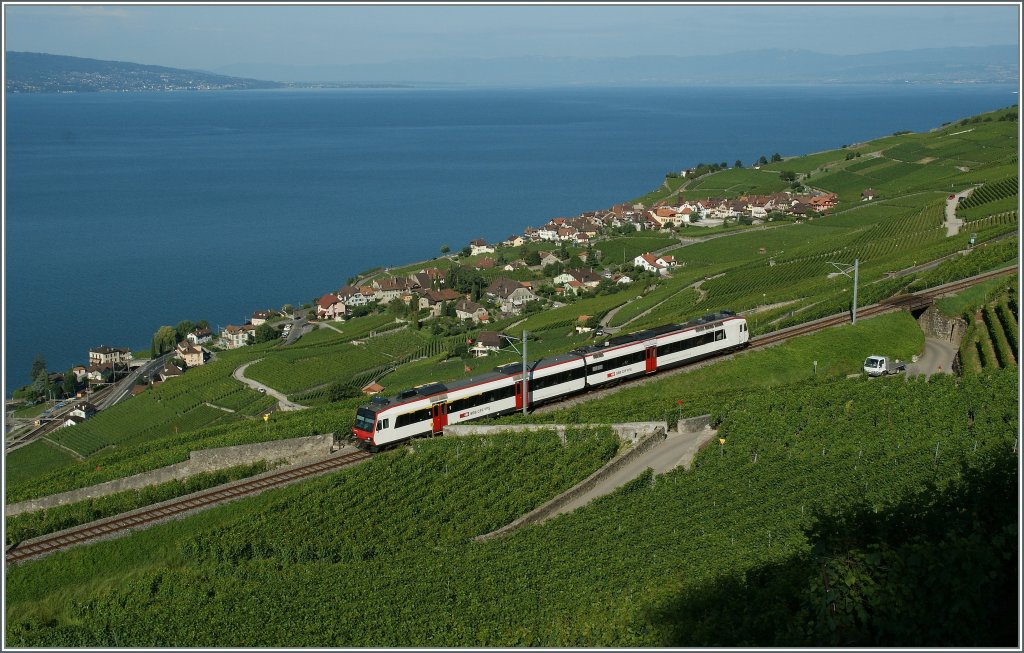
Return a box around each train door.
[514,381,524,411]
[645,345,657,373]
[431,402,448,435]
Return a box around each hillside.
[5,51,286,93]
[4,105,1019,646]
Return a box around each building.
[175,341,207,367]
[250,311,272,326]
[317,293,347,320]
[159,360,184,381]
[222,324,256,349]
[455,299,489,323]
[187,327,213,345]
[469,331,507,357]
[469,239,495,255]
[88,345,132,367]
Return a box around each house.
[85,364,113,383]
[562,280,584,295]
[175,341,207,367]
[58,415,86,430]
[251,311,272,326]
[556,226,578,241]
[634,252,669,275]
[373,278,412,304]
[71,365,88,381]
[612,273,634,285]
[567,268,602,288]
[657,255,678,268]
[336,285,369,306]
[187,327,213,345]
[469,239,495,255]
[503,235,526,248]
[69,403,97,420]
[317,293,347,320]
[222,324,256,349]
[470,330,507,357]
[419,289,463,316]
[88,345,132,367]
[408,272,433,290]
[486,277,539,313]
[536,225,559,241]
[861,188,877,201]
[808,193,838,212]
[159,360,184,382]
[455,299,489,323]
[538,252,562,268]
[361,382,385,395]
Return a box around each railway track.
[535,264,1017,413]
[5,449,372,565]
[7,266,1015,564]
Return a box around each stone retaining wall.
[475,428,668,542]
[442,422,666,444]
[6,434,334,517]
[917,305,968,344]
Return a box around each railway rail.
[6,265,1015,563]
[535,264,1017,413]
[5,449,372,565]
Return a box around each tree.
[175,320,195,341]
[585,247,599,267]
[30,354,47,386]
[758,155,768,166]
[153,326,178,355]
[440,244,450,255]
[460,245,471,257]
[771,152,783,162]
[254,323,278,344]
[195,319,210,330]
[524,249,542,266]
[32,370,52,401]
[734,159,743,168]
[779,170,797,182]
[327,381,361,402]
[280,305,293,316]
[62,371,76,398]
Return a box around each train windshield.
[354,408,377,432]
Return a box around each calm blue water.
[5,84,1016,392]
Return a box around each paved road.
[96,355,168,410]
[945,187,978,237]
[906,337,958,379]
[541,428,716,523]
[232,360,307,411]
[282,315,310,345]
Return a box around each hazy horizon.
[4,4,1019,84]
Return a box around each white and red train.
[352,311,749,450]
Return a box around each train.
[352,311,749,450]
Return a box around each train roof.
[571,310,738,354]
[360,352,586,411]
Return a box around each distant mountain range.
[4,52,407,93]
[5,46,1018,93]
[215,46,1019,86]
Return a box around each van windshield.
[865,358,880,368]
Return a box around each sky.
[3,3,1020,72]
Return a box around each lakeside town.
[12,168,849,429]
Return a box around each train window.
[396,408,431,428]
[355,408,376,432]
[715,329,725,341]
[376,418,390,431]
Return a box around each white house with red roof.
[317,293,347,320]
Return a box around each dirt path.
[541,428,716,522]
[232,360,307,411]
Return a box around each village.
[38,184,844,420]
